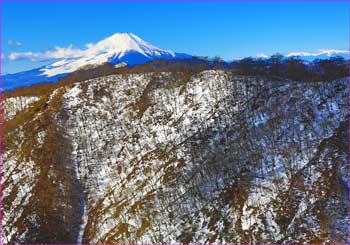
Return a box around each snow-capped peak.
[253,49,349,60]
[286,49,349,58]
[40,32,185,77]
[94,32,175,58]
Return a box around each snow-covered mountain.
[40,32,190,77]
[254,49,349,61]
[2,32,191,90]
[286,49,349,61]
[2,70,349,243]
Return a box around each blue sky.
[1,1,349,74]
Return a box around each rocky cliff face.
[2,70,349,243]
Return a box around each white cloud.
[7,39,114,62]
[256,53,269,58]
[7,34,127,62]
[8,45,85,61]
[85,43,94,49]
[8,40,22,47]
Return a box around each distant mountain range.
[285,49,349,61]
[254,49,349,61]
[1,32,348,90]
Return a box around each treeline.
[55,59,215,88]
[126,55,349,82]
[3,55,348,98]
[2,82,59,99]
[232,54,349,82]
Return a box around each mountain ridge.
[2,70,349,243]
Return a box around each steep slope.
[2,33,191,90]
[2,87,83,243]
[2,70,349,243]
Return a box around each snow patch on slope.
[3,96,40,121]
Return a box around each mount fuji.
[2,32,191,90]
